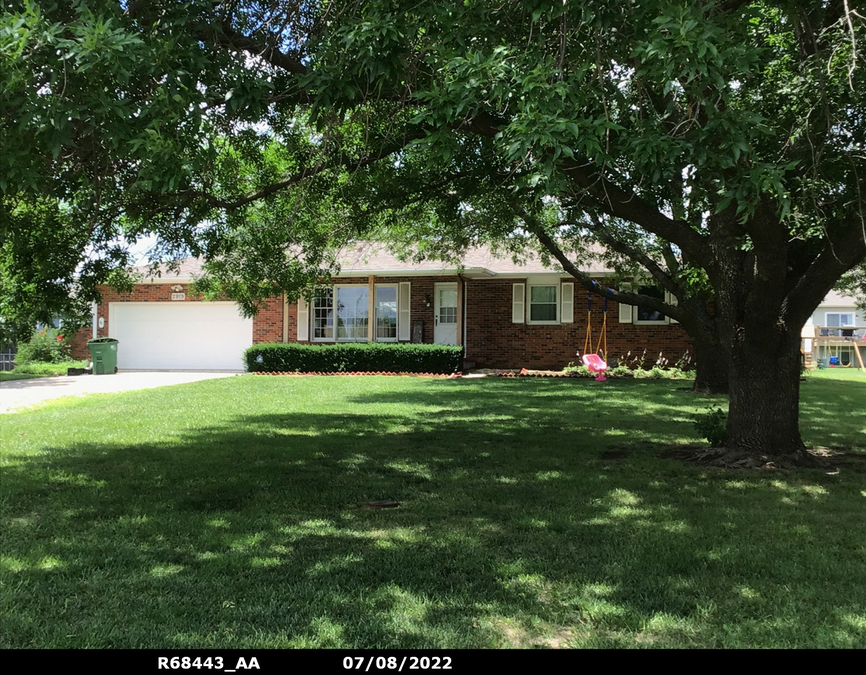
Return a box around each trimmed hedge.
[244,343,465,374]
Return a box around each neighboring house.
[802,290,866,369]
[71,244,692,371]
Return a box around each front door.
[434,283,458,345]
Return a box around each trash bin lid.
[87,337,119,344]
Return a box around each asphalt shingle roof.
[133,243,612,280]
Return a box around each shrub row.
[244,343,465,374]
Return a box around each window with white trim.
[633,285,668,324]
[528,284,558,323]
[375,285,398,341]
[309,284,404,342]
[335,286,369,341]
[312,288,334,340]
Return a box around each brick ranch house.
[70,244,692,371]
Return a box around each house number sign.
[170,286,185,301]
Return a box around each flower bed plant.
[563,349,695,379]
[14,328,71,364]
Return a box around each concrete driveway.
[0,371,240,413]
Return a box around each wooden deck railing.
[805,325,866,370]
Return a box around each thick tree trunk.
[723,330,809,463]
[691,330,729,394]
[701,204,818,465]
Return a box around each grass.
[0,371,43,382]
[1,372,864,649]
[806,366,866,381]
[0,360,89,382]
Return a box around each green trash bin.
[87,337,119,375]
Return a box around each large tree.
[2,1,865,462]
[0,196,130,343]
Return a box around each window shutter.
[512,283,525,323]
[618,284,634,324]
[560,282,574,323]
[398,282,411,341]
[297,296,309,341]
[665,291,679,324]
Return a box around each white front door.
[434,283,458,345]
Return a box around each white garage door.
[109,302,253,370]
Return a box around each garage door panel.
[109,302,252,370]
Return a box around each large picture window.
[310,284,404,342]
[335,286,369,341]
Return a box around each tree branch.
[785,223,866,327]
[514,205,687,322]
[580,214,683,298]
[216,25,307,76]
[454,112,709,260]
[560,157,709,261]
[661,242,680,276]
[156,129,428,211]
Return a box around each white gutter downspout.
[460,275,468,349]
[92,301,98,339]
[463,284,468,349]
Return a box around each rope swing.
[581,282,610,382]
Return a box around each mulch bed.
[252,371,461,378]
[253,368,586,378]
[663,445,865,472]
[497,368,579,378]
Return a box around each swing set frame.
[581,283,610,381]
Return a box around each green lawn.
[0,371,43,382]
[0,360,89,382]
[806,366,866,381]
[1,374,864,649]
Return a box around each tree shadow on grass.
[3,378,865,649]
[798,377,866,452]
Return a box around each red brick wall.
[253,296,285,343]
[464,279,692,370]
[69,284,285,359]
[285,303,298,342]
[282,275,690,369]
[77,277,691,371]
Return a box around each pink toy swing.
[581,285,610,381]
